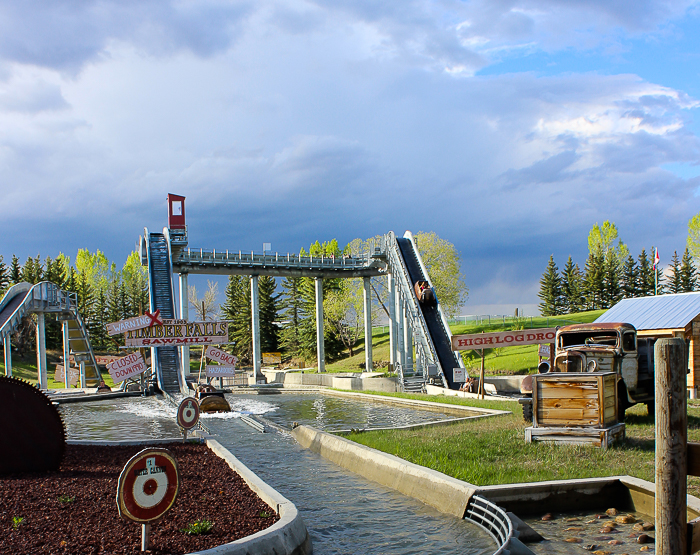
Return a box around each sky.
[1,0,700,317]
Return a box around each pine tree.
[638,249,654,297]
[560,256,582,314]
[668,251,683,294]
[583,250,605,310]
[0,255,9,293]
[9,255,21,285]
[538,255,563,316]
[602,251,622,308]
[259,276,280,353]
[280,277,304,361]
[621,255,639,299]
[221,275,251,364]
[21,255,43,284]
[681,248,698,292]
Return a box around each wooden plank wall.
[534,373,617,428]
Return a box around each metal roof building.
[596,292,700,396]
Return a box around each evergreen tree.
[583,250,605,310]
[681,247,698,293]
[668,250,683,294]
[0,255,9,293]
[638,249,654,297]
[259,276,280,354]
[538,255,563,316]
[621,255,639,299]
[21,255,43,284]
[9,255,21,285]
[221,275,252,364]
[280,277,304,361]
[602,251,622,308]
[560,256,582,314]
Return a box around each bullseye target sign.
[177,397,200,430]
[117,449,179,523]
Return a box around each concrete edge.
[66,438,312,555]
[196,439,312,555]
[319,388,511,417]
[291,424,476,518]
[332,413,505,434]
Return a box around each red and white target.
[177,397,200,430]
[117,449,179,523]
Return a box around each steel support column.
[397,296,405,368]
[3,335,12,377]
[363,277,372,373]
[388,273,396,369]
[315,278,325,373]
[179,273,190,377]
[62,321,70,388]
[251,275,262,380]
[403,301,411,371]
[36,312,47,389]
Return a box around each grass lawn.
[325,309,606,375]
[0,350,118,389]
[343,391,700,498]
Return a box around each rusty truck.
[520,322,657,422]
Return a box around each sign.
[117,448,179,524]
[538,344,551,357]
[451,328,557,351]
[262,352,282,365]
[206,365,236,378]
[124,320,229,348]
[205,346,237,367]
[107,352,147,383]
[177,397,200,430]
[55,365,80,386]
[106,313,158,336]
[453,368,466,383]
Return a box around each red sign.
[451,328,557,351]
[124,320,229,347]
[106,314,155,336]
[117,449,179,524]
[177,397,200,430]
[206,346,237,367]
[107,352,147,383]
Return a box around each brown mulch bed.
[0,443,279,554]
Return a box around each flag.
[654,248,660,270]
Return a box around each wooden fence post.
[655,338,687,555]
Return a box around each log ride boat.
[195,384,231,413]
[414,280,435,304]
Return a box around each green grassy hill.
[326,309,606,375]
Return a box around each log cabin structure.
[596,292,700,398]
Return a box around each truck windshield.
[559,332,619,349]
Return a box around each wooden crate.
[525,423,625,449]
[533,372,618,429]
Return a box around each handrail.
[464,495,516,555]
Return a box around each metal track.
[145,228,184,395]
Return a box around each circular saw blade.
[0,376,66,473]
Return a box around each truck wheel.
[520,400,533,423]
[617,387,630,422]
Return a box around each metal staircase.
[0,282,102,386]
[144,228,185,395]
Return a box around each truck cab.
[551,323,655,419]
[520,322,655,422]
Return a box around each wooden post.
[655,338,687,555]
[479,349,485,399]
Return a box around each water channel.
[59,392,496,555]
